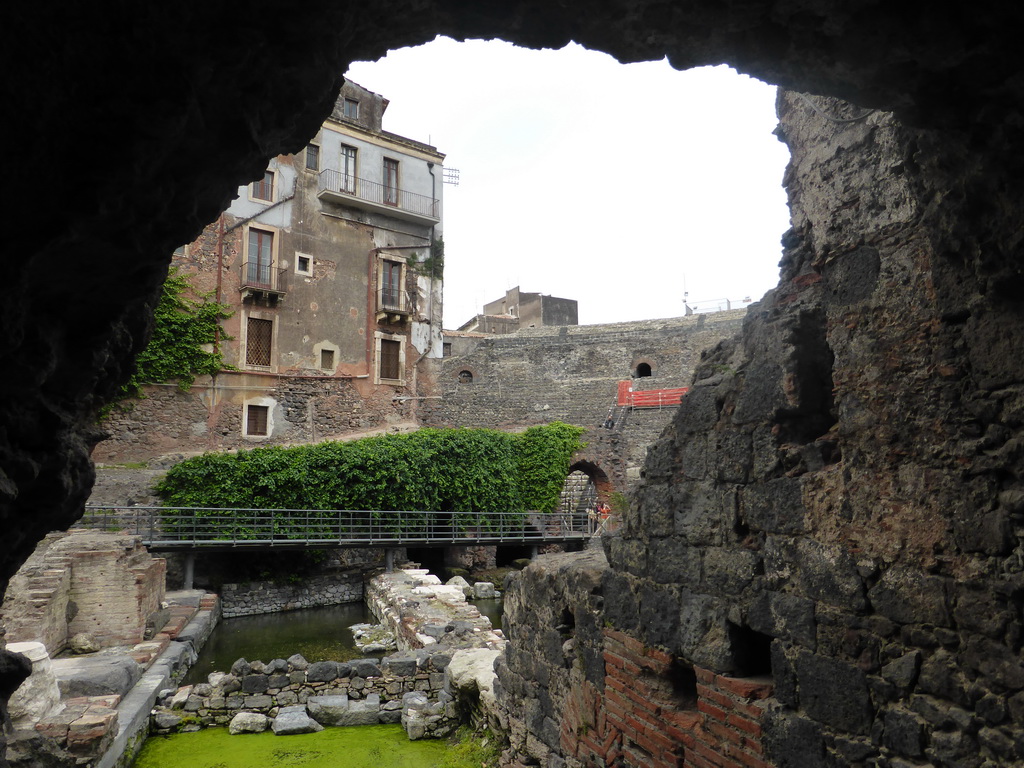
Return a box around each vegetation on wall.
[154,423,585,534]
[414,236,444,279]
[115,267,232,403]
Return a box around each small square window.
[252,170,274,201]
[320,349,335,370]
[296,254,312,275]
[246,404,269,436]
[305,144,320,171]
[442,342,452,357]
[343,98,359,119]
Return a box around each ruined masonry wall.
[219,573,363,618]
[161,654,452,731]
[1,532,165,655]
[424,313,746,489]
[501,94,1024,766]
[497,550,771,768]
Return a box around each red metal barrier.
[616,381,690,408]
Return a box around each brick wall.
[1,531,165,653]
[558,629,771,768]
[499,550,772,768]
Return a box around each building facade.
[457,286,578,333]
[94,81,445,463]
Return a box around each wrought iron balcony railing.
[317,169,440,223]
[240,261,287,295]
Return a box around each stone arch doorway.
[559,460,613,521]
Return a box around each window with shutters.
[305,143,319,172]
[383,158,399,206]
[251,170,274,202]
[340,145,357,193]
[246,317,273,367]
[378,338,402,381]
[246,404,269,436]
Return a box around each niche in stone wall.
[727,622,773,677]
[667,658,699,708]
[457,369,474,384]
[634,361,653,378]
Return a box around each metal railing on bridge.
[76,505,596,551]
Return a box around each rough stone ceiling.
[1,0,1022,591]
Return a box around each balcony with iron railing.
[377,285,414,322]
[240,261,287,300]
[317,169,440,225]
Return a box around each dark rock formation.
[4,0,1024,764]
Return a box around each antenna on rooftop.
[443,167,460,186]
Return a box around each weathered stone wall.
[428,313,744,431]
[500,91,1024,767]
[425,313,746,490]
[93,373,422,465]
[366,568,504,652]
[219,573,363,618]
[159,652,452,730]
[497,551,773,768]
[1,532,165,656]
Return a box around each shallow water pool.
[184,603,372,685]
[134,724,452,768]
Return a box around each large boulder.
[229,711,269,734]
[446,648,501,730]
[50,655,142,698]
[272,705,324,735]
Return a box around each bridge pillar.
[385,549,396,572]
[183,552,196,591]
[530,546,539,560]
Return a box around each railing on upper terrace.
[76,505,595,551]
[317,169,440,221]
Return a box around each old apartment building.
[94,81,445,463]
[455,286,579,335]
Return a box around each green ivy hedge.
[154,423,585,537]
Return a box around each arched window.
[635,362,652,378]
[458,370,474,384]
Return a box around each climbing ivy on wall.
[413,237,444,279]
[154,424,585,522]
[115,268,232,403]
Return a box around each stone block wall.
[219,573,364,618]
[500,89,1024,767]
[429,313,746,432]
[498,550,773,768]
[425,313,746,491]
[156,652,454,732]
[93,373,421,465]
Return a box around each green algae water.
[134,725,453,768]
[184,603,372,686]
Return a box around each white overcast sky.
[346,37,791,328]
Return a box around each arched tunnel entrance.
[559,460,614,529]
[5,5,1024,768]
